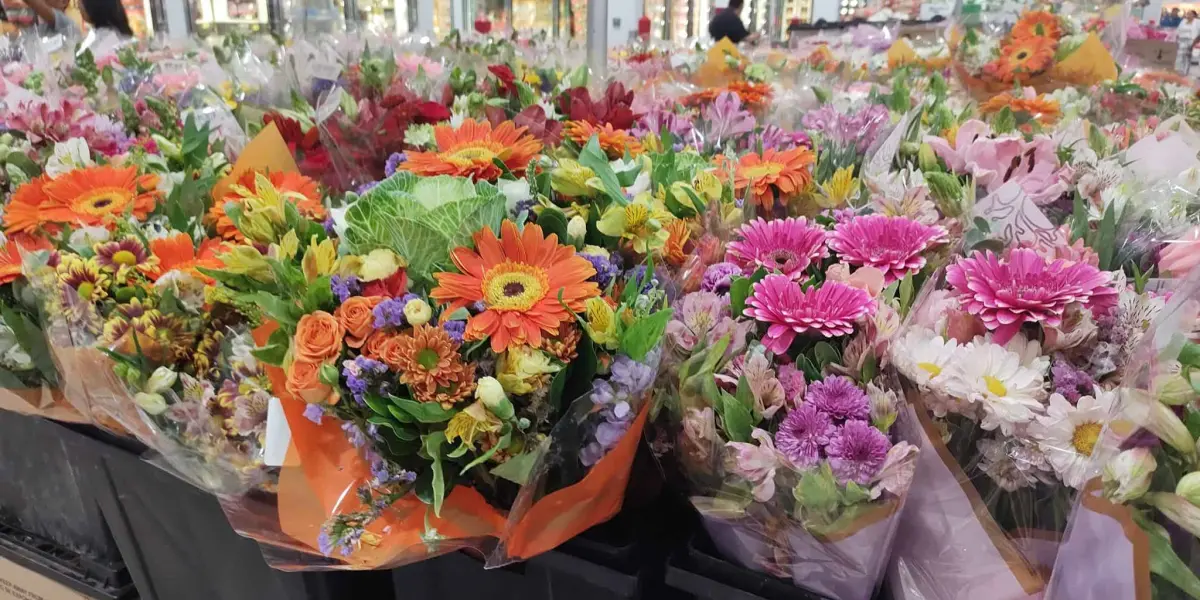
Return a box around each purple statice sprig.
[331,275,360,303]
[581,352,660,466]
[372,293,420,328]
[581,252,622,290]
[1051,356,1096,404]
[342,356,390,406]
[318,461,414,557]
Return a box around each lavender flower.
[317,530,335,555]
[582,402,634,466]
[703,92,756,148]
[442,320,466,344]
[342,421,369,448]
[331,275,360,303]
[701,262,741,294]
[825,420,891,485]
[631,109,695,142]
[801,104,889,152]
[373,294,419,328]
[356,180,380,194]
[343,356,388,405]
[384,152,408,177]
[582,253,621,289]
[591,379,616,406]
[303,402,325,424]
[805,376,870,422]
[1051,357,1096,403]
[611,355,655,397]
[323,216,338,238]
[775,403,834,468]
[626,265,658,294]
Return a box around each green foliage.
[577,136,626,205]
[620,308,673,362]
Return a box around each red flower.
[514,105,563,147]
[362,269,409,298]
[556,82,639,130]
[416,101,452,123]
[488,64,517,95]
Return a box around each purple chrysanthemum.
[1051,357,1095,403]
[330,275,360,303]
[775,403,835,468]
[384,152,408,177]
[701,262,742,294]
[825,420,891,485]
[805,376,870,422]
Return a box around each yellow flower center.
[1072,421,1103,455]
[742,162,783,181]
[917,362,942,377]
[482,262,548,312]
[112,250,138,266]
[77,282,95,299]
[983,375,1008,397]
[75,188,132,215]
[446,145,499,165]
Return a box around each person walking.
[1177,10,1200,74]
[709,0,760,45]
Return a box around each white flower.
[497,178,532,214]
[154,270,207,312]
[1000,333,1051,373]
[625,171,651,197]
[156,171,185,196]
[893,329,958,391]
[942,342,1047,435]
[67,226,110,253]
[402,298,432,326]
[145,366,179,393]
[403,123,435,149]
[1103,448,1156,503]
[44,138,93,177]
[1029,391,1118,489]
[0,323,31,371]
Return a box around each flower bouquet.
[209,121,676,568]
[949,2,1122,99]
[1041,274,1200,600]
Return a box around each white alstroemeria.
[497,178,532,214]
[67,226,111,253]
[45,138,94,177]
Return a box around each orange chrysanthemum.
[980,92,1061,125]
[39,166,160,229]
[431,221,600,353]
[1011,10,1063,42]
[684,80,772,110]
[208,170,325,241]
[713,147,815,209]
[989,36,1056,82]
[402,119,543,182]
[147,232,228,282]
[563,121,644,159]
[4,175,57,236]
[383,324,475,405]
[0,234,51,285]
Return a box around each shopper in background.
[1177,10,1200,74]
[22,0,131,37]
[22,0,80,36]
[1162,7,1183,27]
[709,0,760,45]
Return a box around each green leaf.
[1095,203,1117,271]
[840,481,871,506]
[718,391,754,443]
[813,342,841,372]
[793,464,840,516]
[1088,122,1110,158]
[422,432,447,516]
[367,416,418,441]
[898,275,915,315]
[303,276,335,313]
[1139,515,1200,599]
[0,305,55,384]
[391,396,455,423]
[537,206,570,243]
[577,136,626,205]
[734,374,754,412]
[248,291,299,328]
[490,446,543,485]
[251,327,291,366]
[860,352,878,383]
[1070,192,1088,243]
[619,308,673,362]
[992,106,1016,134]
[730,277,753,319]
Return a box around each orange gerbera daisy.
[1011,10,1062,42]
[4,175,57,236]
[147,232,228,282]
[713,147,815,209]
[208,169,325,241]
[563,121,644,159]
[989,36,1056,83]
[980,91,1062,125]
[382,324,475,405]
[431,221,600,353]
[725,80,773,108]
[402,119,543,182]
[39,166,160,229]
[0,234,51,285]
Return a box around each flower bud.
[1146,492,1200,538]
[403,298,432,327]
[476,376,514,420]
[144,366,178,394]
[1128,389,1197,458]
[567,215,587,247]
[1177,472,1200,507]
[1157,370,1195,406]
[135,392,168,415]
[1102,448,1156,503]
[866,383,899,433]
[917,142,940,172]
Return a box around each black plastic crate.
[0,521,136,600]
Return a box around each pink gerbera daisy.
[945,248,1117,345]
[827,215,947,283]
[726,217,829,280]
[744,275,876,354]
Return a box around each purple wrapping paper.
[1044,487,1150,600]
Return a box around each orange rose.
[361,330,397,360]
[285,359,338,404]
[294,311,344,363]
[377,335,409,372]
[335,296,383,349]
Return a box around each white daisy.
[1029,391,1119,489]
[943,342,1048,435]
[893,328,959,391]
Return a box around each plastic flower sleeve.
[1043,271,1200,600]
